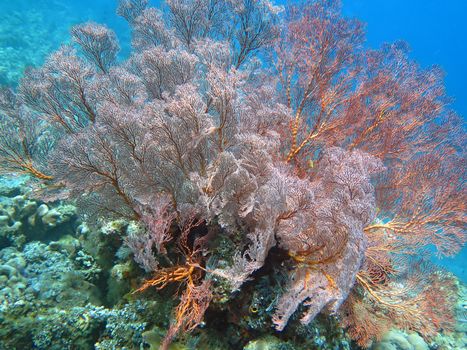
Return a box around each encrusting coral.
[0,0,465,349]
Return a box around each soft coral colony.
[0,0,465,348]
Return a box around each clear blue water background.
[0,0,465,280]
[342,0,467,282]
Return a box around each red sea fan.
[0,0,464,348]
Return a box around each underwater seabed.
[0,174,465,350]
[0,0,464,348]
[0,0,130,87]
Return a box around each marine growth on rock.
[0,0,465,349]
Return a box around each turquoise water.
[0,1,465,349]
[2,0,466,114]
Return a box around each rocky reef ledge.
[0,176,465,350]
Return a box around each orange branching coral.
[136,260,212,350]
[0,88,53,180]
[134,217,212,350]
[340,292,390,347]
[342,270,458,347]
[276,0,364,164]
[1,156,53,181]
[135,263,201,292]
[22,163,53,180]
[161,280,212,350]
[342,44,454,164]
[370,151,466,256]
[338,148,463,347]
[341,228,459,348]
[276,1,461,175]
[354,272,426,328]
[0,0,463,348]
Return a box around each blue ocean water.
[342,0,467,282]
[342,0,467,119]
[1,0,466,115]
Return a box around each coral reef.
[0,238,101,348]
[0,0,465,349]
[0,173,357,350]
[0,0,130,87]
[0,176,77,247]
[0,179,172,349]
[372,330,428,350]
[0,173,465,349]
[0,1,73,86]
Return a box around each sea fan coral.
[0,0,464,349]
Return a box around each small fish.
[265,295,279,313]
